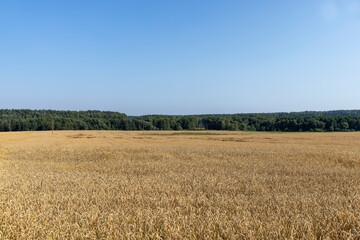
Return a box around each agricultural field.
[0,131,359,239]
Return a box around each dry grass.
[0,130,360,239]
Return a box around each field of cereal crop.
[0,131,359,239]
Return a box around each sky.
[1,0,360,115]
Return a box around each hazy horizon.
[1,0,360,115]
[2,108,360,117]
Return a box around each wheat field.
[0,131,359,239]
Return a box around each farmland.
[0,131,360,239]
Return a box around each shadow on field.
[67,134,96,139]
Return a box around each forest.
[1,109,360,132]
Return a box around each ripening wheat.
[0,131,359,239]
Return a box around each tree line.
[1,109,360,132]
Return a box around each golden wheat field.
[0,130,359,239]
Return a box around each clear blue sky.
[1,0,359,115]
